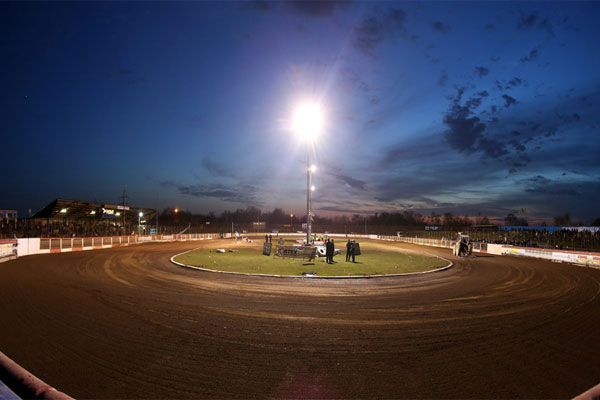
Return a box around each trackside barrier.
[574,382,600,400]
[14,233,227,258]
[376,235,600,268]
[0,351,73,400]
[0,239,18,263]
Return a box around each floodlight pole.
[306,141,312,245]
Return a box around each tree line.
[158,206,600,228]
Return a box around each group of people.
[322,237,360,263]
[346,239,358,262]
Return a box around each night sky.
[2,1,599,224]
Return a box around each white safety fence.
[5,232,600,268]
[14,233,229,257]
[377,235,600,268]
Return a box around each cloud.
[353,16,386,55]
[466,96,483,110]
[517,12,554,36]
[502,94,517,107]
[538,18,554,36]
[353,8,408,56]
[286,1,348,18]
[443,89,486,153]
[243,1,273,12]
[523,175,580,196]
[520,48,538,62]
[438,72,448,87]
[432,21,451,33]
[201,157,236,179]
[483,24,495,31]
[161,180,262,206]
[477,138,509,158]
[507,77,522,87]
[490,56,501,62]
[330,173,367,191]
[508,138,526,152]
[475,66,489,78]
[517,13,538,30]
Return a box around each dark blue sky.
[2,1,599,224]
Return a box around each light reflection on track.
[1,239,600,398]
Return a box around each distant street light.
[290,213,294,232]
[138,211,143,235]
[293,102,323,244]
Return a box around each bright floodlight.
[310,164,317,173]
[311,185,315,191]
[139,212,143,217]
[293,103,323,141]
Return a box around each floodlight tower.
[293,102,322,245]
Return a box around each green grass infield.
[173,240,448,277]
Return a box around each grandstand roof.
[32,199,156,222]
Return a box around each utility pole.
[121,185,128,233]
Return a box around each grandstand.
[30,198,157,236]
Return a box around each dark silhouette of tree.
[553,213,571,226]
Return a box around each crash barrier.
[574,382,600,400]
[377,235,600,268]
[13,233,228,258]
[0,239,18,263]
[0,351,73,400]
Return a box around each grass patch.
[174,241,447,277]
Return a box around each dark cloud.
[477,90,489,97]
[502,94,517,108]
[475,66,489,78]
[201,157,236,179]
[354,16,385,55]
[478,138,509,158]
[508,139,526,152]
[556,112,582,123]
[432,21,451,33]
[160,181,261,205]
[443,89,485,153]
[490,56,501,62]
[353,8,408,56]
[438,72,448,87]
[244,1,273,12]
[483,24,495,31]
[517,13,538,30]
[466,96,482,110]
[331,173,367,191]
[516,13,554,36]
[524,175,580,196]
[538,18,554,36]
[286,1,347,18]
[520,48,539,62]
[507,77,522,87]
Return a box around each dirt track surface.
[1,239,600,399]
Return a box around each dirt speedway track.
[2,239,600,399]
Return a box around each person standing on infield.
[346,239,352,262]
[330,239,335,263]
